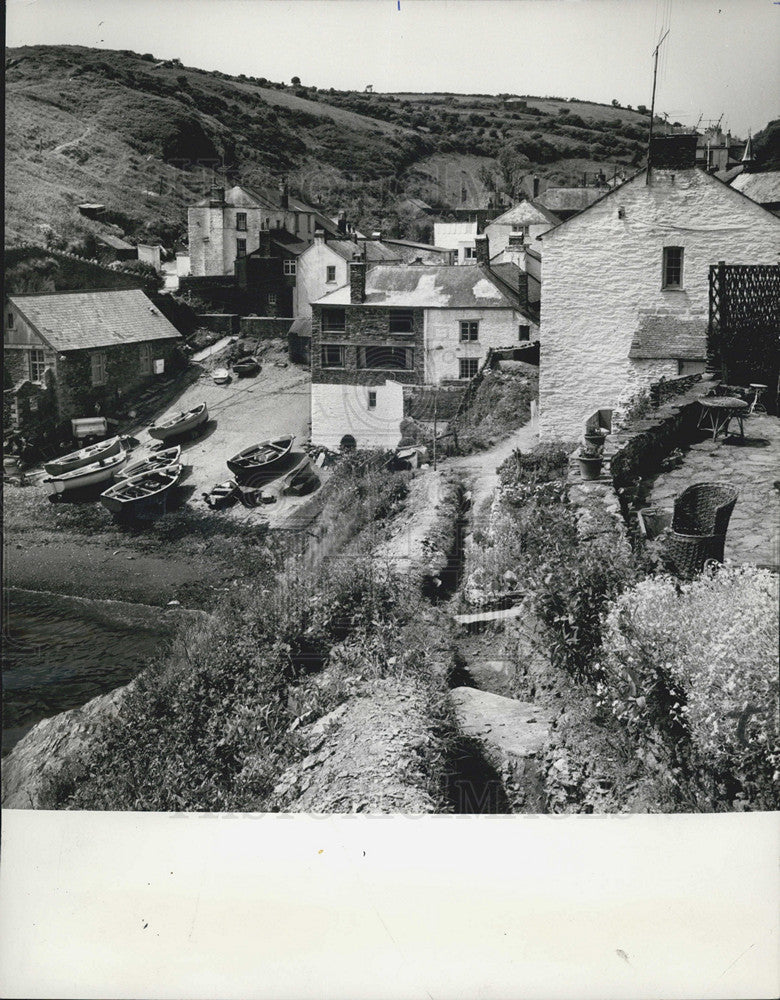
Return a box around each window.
[7,311,14,329]
[326,265,337,283]
[29,349,46,383]
[388,310,414,333]
[358,346,413,370]
[321,344,345,368]
[518,324,531,342]
[268,292,277,306]
[322,308,346,332]
[463,246,477,260]
[236,238,247,258]
[460,320,479,342]
[283,259,297,276]
[662,246,684,289]
[459,358,479,380]
[236,212,247,231]
[139,343,153,375]
[91,351,107,386]
[368,390,377,409]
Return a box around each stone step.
[450,686,553,761]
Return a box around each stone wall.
[198,313,240,335]
[239,316,295,339]
[540,168,780,440]
[5,244,151,294]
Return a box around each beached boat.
[44,448,128,498]
[116,445,181,480]
[226,435,294,479]
[100,463,183,516]
[149,402,208,442]
[43,436,122,477]
[212,368,230,385]
[280,455,319,496]
[232,357,261,378]
[202,479,240,510]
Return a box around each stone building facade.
[539,134,780,440]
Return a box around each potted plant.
[583,426,608,449]
[577,442,605,481]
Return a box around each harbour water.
[2,588,180,756]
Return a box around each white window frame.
[268,292,277,306]
[283,259,297,276]
[662,246,684,289]
[236,238,247,258]
[368,390,377,409]
[459,357,479,380]
[235,212,248,231]
[29,348,47,383]
[321,344,346,369]
[460,320,479,342]
[326,265,337,283]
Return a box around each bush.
[597,566,779,809]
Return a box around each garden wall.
[197,313,240,336]
[239,317,295,339]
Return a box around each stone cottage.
[538,133,780,440]
[309,235,538,449]
[4,288,181,434]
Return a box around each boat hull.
[43,436,122,477]
[226,436,294,480]
[44,449,128,495]
[116,445,181,480]
[232,358,260,378]
[149,404,208,442]
[100,464,182,516]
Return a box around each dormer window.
[662,246,684,289]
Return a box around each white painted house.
[539,134,780,440]
[433,221,479,264]
[484,200,560,256]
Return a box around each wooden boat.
[202,479,240,511]
[280,455,319,496]
[100,463,182,516]
[149,402,208,442]
[232,356,261,378]
[226,435,294,479]
[212,368,230,385]
[44,448,128,498]
[43,436,121,477]
[116,445,181,480]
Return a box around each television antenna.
[647,27,670,183]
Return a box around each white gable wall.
[296,242,348,318]
[539,169,780,440]
[424,307,536,383]
[310,380,404,449]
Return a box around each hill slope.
[5,45,656,249]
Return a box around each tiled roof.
[8,290,182,352]
[314,264,527,311]
[536,187,604,213]
[488,199,561,227]
[629,313,707,360]
[730,170,780,205]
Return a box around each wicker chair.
[665,483,739,579]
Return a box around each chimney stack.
[648,134,699,171]
[279,179,289,210]
[210,186,225,206]
[517,271,528,313]
[350,253,366,303]
[474,234,490,267]
[532,176,540,199]
[257,230,272,257]
[314,228,325,246]
[337,211,347,236]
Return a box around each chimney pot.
[474,234,490,267]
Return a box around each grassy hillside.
[5,45,656,250]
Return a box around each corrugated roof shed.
[628,313,706,360]
[314,264,527,311]
[8,290,182,352]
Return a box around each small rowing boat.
[44,448,128,498]
[212,368,230,385]
[226,435,294,479]
[100,463,183,516]
[43,436,122,477]
[116,445,181,480]
[149,402,208,442]
[232,357,261,378]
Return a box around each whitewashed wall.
[539,169,780,440]
[310,380,405,449]
[423,308,537,383]
[296,243,348,318]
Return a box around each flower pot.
[637,507,671,540]
[583,433,606,449]
[578,456,604,481]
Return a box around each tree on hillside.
[291,76,301,86]
[497,145,532,197]
[752,119,780,171]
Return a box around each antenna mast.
[647,27,670,184]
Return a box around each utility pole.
[647,27,670,184]
[432,388,438,470]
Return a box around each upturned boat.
[212,368,230,385]
[100,463,182,516]
[226,435,294,479]
[116,445,181,480]
[280,455,319,496]
[43,436,122,477]
[149,402,208,442]
[44,448,128,498]
[232,357,261,378]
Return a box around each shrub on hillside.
[596,565,779,809]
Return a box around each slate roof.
[8,290,182,352]
[628,313,707,361]
[536,187,604,214]
[327,240,404,263]
[488,199,561,228]
[195,185,340,234]
[314,264,529,312]
[730,170,780,205]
